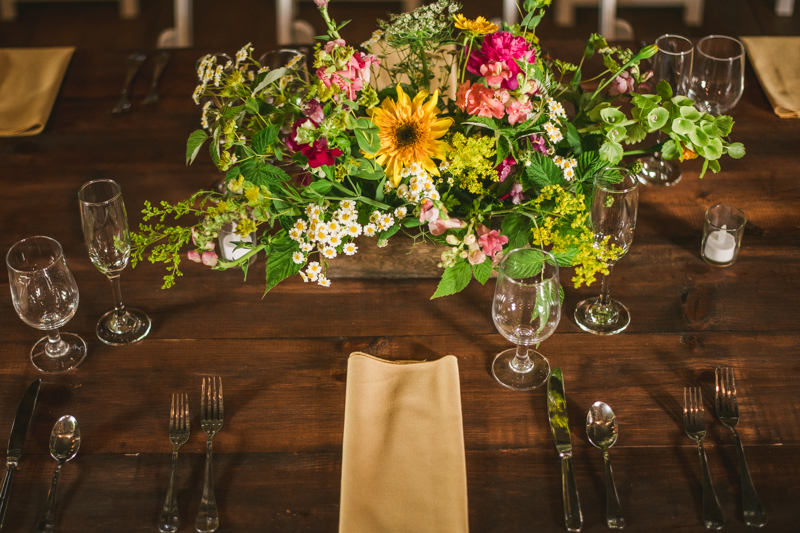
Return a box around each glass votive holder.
[217,222,258,263]
[701,204,746,266]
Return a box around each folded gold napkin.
[0,47,75,136]
[741,37,800,118]
[339,352,469,533]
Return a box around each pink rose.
[188,250,202,263]
[477,226,508,257]
[201,251,218,267]
[467,32,536,91]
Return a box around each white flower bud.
[464,234,476,245]
[446,235,459,245]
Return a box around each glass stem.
[654,131,664,160]
[510,345,534,373]
[44,329,68,357]
[108,275,127,318]
[599,265,614,306]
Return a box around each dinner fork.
[110,52,145,114]
[196,377,223,532]
[142,51,171,105]
[159,393,190,532]
[684,387,724,530]
[715,367,767,527]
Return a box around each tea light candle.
[221,232,249,261]
[704,224,736,263]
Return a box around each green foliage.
[431,259,473,299]
[265,240,303,294]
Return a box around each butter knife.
[0,379,42,529]
[547,369,583,532]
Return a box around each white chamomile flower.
[398,184,409,197]
[313,228,329,243]
[409,162,421,173]
[192,85,204,105]
[288,228,303,241]
[299,271,309,282]
[306,204,322,219]
[328,234,342,247]
[400,167,411,179]
[293,219,308,232]
[394,206,407,219]
[345,223,362,238]
[380,214,394,228]
[377,239,389,248]
[343,242,358,256]
[337,210,356,224]
[300,242,314,253]
[364,223,377,237]
[257,66,269,74]
[428,190,440,201]
[285,53,304,69]
[439,161,450,172]
[292,252,305,264]
[214,66,223,87]
[564,167,576,181]
[322,246,337,259]
[306,262,322,278]
[547,97,567,118]
[318,275,331,287]
[339,200,355,211]
[447,177,454,186]
[369,210,381,224]
[327,220,341,234]
[235,43,252,65]
[544,122,563,143]
[553,155,564,167]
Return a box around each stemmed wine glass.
[574,168,639,335]
[491,248,561,391]
[637,34,694,187]
[78,179,151,345]
[687,35,745,115]
[6,236,87,373]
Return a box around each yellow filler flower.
[370,85,453,187]
[453,14,498,36]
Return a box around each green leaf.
[523,153,564,188]
[599,141,624,164]
[265,240,302,294]
[679,105,702,122]
[703,137,723,160]
[402,217,422,228]
[221,105,245,120]
[713,115,734,137]
[625,123,647,145]
[225,166,241,183]
[463,116,498,131]
[709,159,721,173]
[672,118,695,135]
[552,248,578,266]
[565,123,583,155]
[252,124,280,155]
[644,107,669,131]
[355,128,381,155]
[607,125,626,144]
[698,158,710,179]
[252,67,287,94]
[671,95,694,106]
[186,130,208,165]
[577,151,605,182]
[688,128,710,147]
[588,102,612,122]
[726,142,746,159]
[502,248,544,279]
[431,259,473,299]
[661,139,681,160]
[309,179,333,194]
[245,97,260,115]
[501,213,534,249]
[656,80,673,100]
[473,260,492,285]
[600,107,625,124]
[241,159,291,186]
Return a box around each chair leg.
[684,0,704,26]
[119,0,139,19]
[1,0,18,21]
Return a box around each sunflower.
[369,85,453,186]
[453,14,498,36]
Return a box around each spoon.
[36,415,81,533]
[586,401,625,529]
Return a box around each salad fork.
[684,387,724,530]
[110,52,145,114]
[196,377,223,532]
[159,393,190,532]
[715,367,767,527]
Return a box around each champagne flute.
[491,248,561,391]
[574,168,639,335]
[6,236,87,373]
[687,35,745,115]
[79,179,151,345]
[637,34,694,187]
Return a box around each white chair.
[775,0,794,16]
[157,0,193,48]
[1,0,138,21]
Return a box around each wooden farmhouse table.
[1,44,799,532]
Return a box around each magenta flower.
[467,32,536,91]
[316,48,378,100]
[303,99,325,124]
[301,137,343,168]
[313,0,328,7]
[495,157,516,183]
[528,134,548,155]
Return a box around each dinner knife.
[547,369,583,532]
[0,379,42,529]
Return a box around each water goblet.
[574,168,639,335]
[687,35,745,115]
[637,34,694,187]
[491,248,561,391]
[6,236,87,373]
[78,179,151,345]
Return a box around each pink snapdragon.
[467,32,536,91]
[313,0,328,7]
[316,44,379,101]
[458,82,506,119]
[303,99,325,124]
[480,60,512,88]
[201,251,218,267]
[477,224,508,257]
[609,71,636,96]
[188,250,202,263]
[506,99,532,125]
[496,157,516,182]
[419,200,465,236]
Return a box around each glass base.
[97,308,151,346]
[491,347,550,391]
[574,297,631,336]
[31,333,87,373]
[636,155,682,186]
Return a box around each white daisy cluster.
[543,122,563,144]
[360,30,385,48]
[546,97,567,123]
[235,43,253,67]
[200,101,213,129]
[553,155,578,181]
[193,55,234,104]
[395,163,440,204]
[285,53,304,70]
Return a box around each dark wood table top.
[1,46,800,532]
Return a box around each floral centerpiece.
[132,0,744,297]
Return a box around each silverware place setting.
[110,52,146,114]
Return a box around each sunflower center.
[393,121,421,148]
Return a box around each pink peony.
[467,32,536,91]
[300,137,343,168]
[506,99,532,125]
[495,157,516,182]
[201,251,218,267]
[477,225,508,257]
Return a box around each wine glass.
[6,236,87,373]
[687,35,745,115]
[574,168,639,335]
[637,34,694,187]
[78,179,151,345]
[491,248,561,391]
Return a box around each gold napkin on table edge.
[0,47,75,137]
[741,36,800,119]
[339,352,469,533]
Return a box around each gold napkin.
[339,352,469,533]
[0,47,75,136]
[741,37,800,118]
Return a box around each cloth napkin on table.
[0,47,75,136]
[339,352,469,533]
[741,37,800,118]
